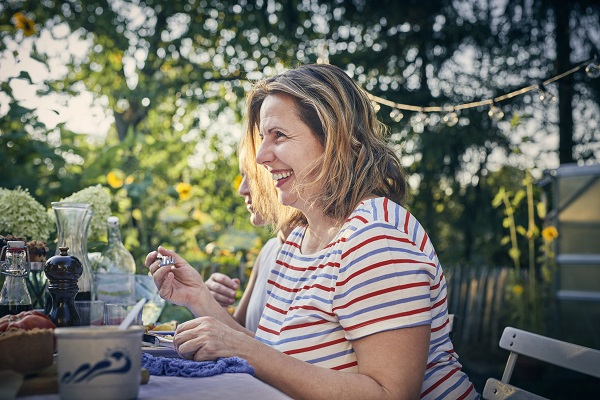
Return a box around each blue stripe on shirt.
[337,293,430,320]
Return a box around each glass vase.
[51,202,94,301]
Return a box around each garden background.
[1,1,599,397]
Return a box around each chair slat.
[499,327,600,379]
[483,378,549,400]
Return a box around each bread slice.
[0,329,54,374]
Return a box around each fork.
[158,255,175,267]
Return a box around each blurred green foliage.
[0,1,598,324]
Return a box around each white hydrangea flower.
[58,185,112,241]
[0,187,53,241]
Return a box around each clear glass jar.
[0,240,33,317]
[51,202,94,301]
[93,216,136,303]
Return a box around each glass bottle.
[44,246,81,326]
[52,202,94,302]
[0,241,33,317]
[93,216,136,303]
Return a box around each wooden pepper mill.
[44,246,81,327]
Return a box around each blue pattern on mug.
[61,350,132,383]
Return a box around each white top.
[245,237,283,333]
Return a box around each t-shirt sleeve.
[332,222,434,341]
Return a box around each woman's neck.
[301,215,344,254]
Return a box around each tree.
[1,0,598,268]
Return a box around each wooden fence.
[445,264,511,352]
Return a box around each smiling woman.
[144,63,480,400]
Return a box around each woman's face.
[237,166,265,227]
[255,93,325,214]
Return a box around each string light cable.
[367,56,599,124]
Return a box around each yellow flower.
[13,12,35,37]
[541,226,559,242]
[176,182,192,201]
[132,208,142,221]
[106,171,124,188]
[512,284,524,296]
[232,175,243,191]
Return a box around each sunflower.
[13,12,36,37]
[106,171,124,188]
[541,226,559,242]
[176,182,192,201]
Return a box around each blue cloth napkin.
[142,353,254,377]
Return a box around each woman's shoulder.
[344,197,436,257]
[347,197,410,230]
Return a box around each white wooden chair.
[483,326,600,400]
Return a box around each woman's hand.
[205,273,240,307]
[173,316,249,361]
[145,246,205,309]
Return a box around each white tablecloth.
[19,373,292,400]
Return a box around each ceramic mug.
[54,326,144,400]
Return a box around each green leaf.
[492,187,505,208]
[509,248,521,260]
[17,71,33,82]
[536,202,546,218]
[500,236,511,246]
[7,104,33,117]
[516,225,527,236]
[512,189,526,206]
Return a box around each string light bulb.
[364,57,594,129]
[585,61,600,79]
[372,101,381,112]
[390,108,403,122]
[538,84,556,105]
[414,110,429,124]
[443,109,459,127]
[488,103,504,121]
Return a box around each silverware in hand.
[158,255,174,267]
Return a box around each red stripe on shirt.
[344,306,431,331]
[419,232,428,252]
[351,215,369,224]
[284,337,347,355]
[420,366,461,398]
[265,302,287,315]
[431,317,450,333]
[256,324,280,336]
[403,209,410,233]
[280,318,329,332]
[431,294,447,311]
[332,360,358,370]
[288,304,336,317]
[267,279,337,294]
[276,259,340,272]
[332,281,430,312]
[342,234,415,259]
[286,240,301,249]
[383,197,389,222]
[455,383,477,400]
[336,258,435,287]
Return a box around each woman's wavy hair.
[240,63,407,229]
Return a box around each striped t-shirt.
[255,197,479,399]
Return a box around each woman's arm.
[205,273,240,307]
[174,317,430,400]
[145,246,252,335]
[231,259,259,327]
